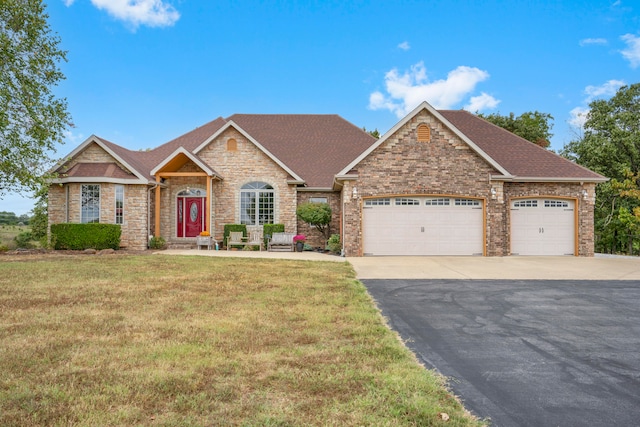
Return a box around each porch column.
[155,176,161,237]
[206,176,211,233]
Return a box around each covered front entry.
[177,196,206,237]
[510,198,576,255]
[362,196,484,256]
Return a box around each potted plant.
[293,234,306,252]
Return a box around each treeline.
[0,211,32,225]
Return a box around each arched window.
[240,182,274,225]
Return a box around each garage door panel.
[363,197,483,256]
[511,199,575,256]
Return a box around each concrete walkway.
[157,250,640,280]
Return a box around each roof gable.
[225,114,377,188]
[50,135,149,184]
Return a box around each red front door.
[177,197,204,237]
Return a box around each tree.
[561,83,640,254]
[362,127,380,139]
[0,0,71,197]
[296,202,332,240]
[478,111,554,148]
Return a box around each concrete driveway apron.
[352,257,640,427]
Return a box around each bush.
[327,234,341,254]
[148,236,166,250]
[297,202,332,239]
[50,223,121,250]
[15,231,35,249]
[223,224,247,248]
[0,244,9,252]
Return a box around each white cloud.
[398,41,410,51]
[584,79,625,102]
[369,62,497,117]
[567,80,625,129]
[67,0,180,29]
[465,92,501,112]
[579,38,608,46]
[568,106,589,128]
[620,34,640,68]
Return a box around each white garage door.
[362,197,484,256]
[510,199,575,255]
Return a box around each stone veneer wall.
[48,141,150,250]
[183,128,299,243]
[340,109,596,257]
[48,182,149,250]
[296,191,341,248]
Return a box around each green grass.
[0,253,485,426]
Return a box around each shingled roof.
[439,110,606,181]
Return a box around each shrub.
[50,223,121,250]
[223,224,247,248]
[327,234,341,254]
[0,244,9,252]
[297,202,332,239]
[15,231,35,249]
[148,236,166,250]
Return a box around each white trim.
[50,177,148,185]
[150,147,219,177]
[491,175,608,183]
[336,101,513,178]
[193,120,305,183]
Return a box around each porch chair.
[246,229,264,251]
[267,232,296,252]
[226,231,244,250]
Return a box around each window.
[395,198,420,205]
[81,184,100,223]
[513,200,538,208]
[455,198,480,206]
[365,198,391,206]
[115,185,124,224]
[309,197,328,203]
[240,182,274,225]
[545,200,569,208]
[424,198,450,206]
[417,123,431,142]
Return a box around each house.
[48,101,606,256]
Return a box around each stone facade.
[340,109,596,257]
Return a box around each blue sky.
[2,0,639,215]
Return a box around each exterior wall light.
[352,187,358,199]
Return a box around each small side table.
[196,236,214,250]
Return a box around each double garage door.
[362,197,484,256]
[362,196,576,256]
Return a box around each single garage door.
[362,196,484,256]
[510,198,575,255]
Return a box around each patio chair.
[227,231,244,250]
[246,229,264,251]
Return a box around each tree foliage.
[0,0,70,196]
[478,111,554,148]
[561,83,640,254]
[296,202,332,239]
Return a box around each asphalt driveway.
[363,278,640,426]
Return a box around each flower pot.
[295,241,304,252]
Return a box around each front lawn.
[0,253,484,426]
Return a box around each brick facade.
[340,109,596,257]
[296,191,341,248]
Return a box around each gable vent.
[417,124,431,142]
[227,138,237,151]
